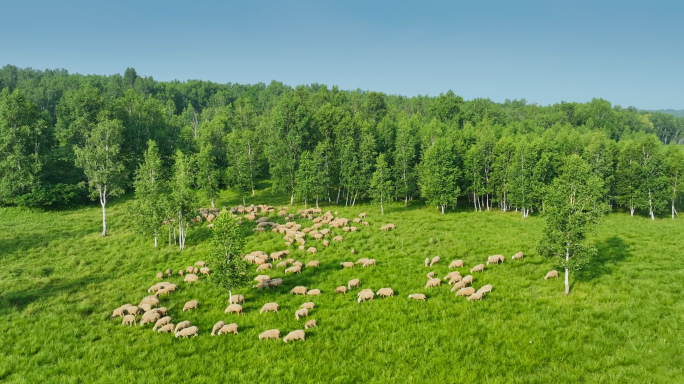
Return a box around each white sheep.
[362,259,376,267]
[306,289,321,296]
[358,290,374,303]
[259,329,281,340]
[211,321,225,336]
[182,300,198,312]
[291,286,308,295]
[408,294,426,301]
[285,266,302,274]
[424,258,429,268]
[157,323,175,333]
[153,316,173,331]
[545,270,559,279]
[355,258,369,265]
[256,263,272,271]
[462,275,474,286]
[470,264,485,273]
[295,308,309,320]
[348,279,360,289]
[430,256,441,266]
[450,281,466,292]
[175,326,198,338]
[174,320,191,333]
[300,302,315,310]
[340,262,354,268]
[512,251,524,260]
[335,286,347,294]
[305,319,317,329]
[140,311,161,326]
[376,288,394,298]
[195,261,206,267]
[477,284,493,295]
[467,291,484,301]
[307,247,317,254]
[254,275,271,282]
[284,330,306,343]
[218,323,239,335]
[139,296,159,307]
[230,295,245,304]
[444,271,461,281]
[486,255,504,265]
[225,304,244,316]
[122,314,136,326]
[260,302,279,314]
[425,278,441,288]
[426,271,435,279]
[306,260,319,268]
[449,260,464,268]
[455,287,476,297]
[200,266,210,275]
[448,274,462,285]
[184,274,199,283]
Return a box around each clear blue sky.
[2,0,682,109]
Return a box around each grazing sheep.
[140,303,152,313]
[155,307,168,316]
[230,295,245,304]
[545,270,559,280]
[335,286,347,294]
[449,260,464,268]
[225,304,244,316]
[444,271,461,281]
[362,259,376,267]
[306,260,319,268]
[267,278,284,288]
[340,262,354,268]
[333,236,344,242]
[362,221,369,226]
[462,275,474,286]
[376,288,394,298]
[253,281,268,289]
[125,306,140,316]
[477,284,493,295]
[157,324,175,333]
[175,321,191,333]
[260,302,279,314]
[307,247,317,254]
[195,261,206,267]
[301,302,315,310]
[358,291,374,303]
[111,306,130,318]
[512,251,524,260]
[323,240,329,247]
[254,275,271,283]
[359,212,367,218]
[211,321,226,336]
[184,274,199,283]
[295,308,309,320]
[425,278,441,288]
[307,289,321,296]
[165,268,173,276]
[276,261,288,268]
[175,326,199,338]
[486,255,505,265]
[218,323,239,335]
[358,288,373,296]
[155,288,170,296]
[305,319,317,329]
[192,267,199,274]
[470,264,485,273]
[122,314,136,326]
[286,258,294,263]
[426,271,435,279]
[343,226,350,232]
[284,330,306,343]
[147,283,163,293]
[448,275,463,285]
[455,287,476,297]
[182,300,199,312]
[350,226,357,232]
[450,281,466,291]
[353,218,361,223]
[408,294,426,301]
[298,245,305,250]
[178,269,184,276]
[186,266,194,274]
[259,329,281,340]
[285,266,302,274]
[424,258,429,268]
[153,316,173,331]
[291,286,308,295]
[156,272,163,279]
[356,258,369,265]
[256,263,272,271]
[430,256,441,267]
[467,291,484,301]
[140,296,160,307]
[348,279,360,289]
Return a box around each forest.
[2,64,684,227]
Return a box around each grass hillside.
[1,185,683,383]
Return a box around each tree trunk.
[168,224,171,246]
[243,196,246,206]
[404,194,408,207]
[441,205,445,214]
[100,199,107,237]
[290,194,294,205]
[316,196,319,209]
[673,201,677,219]
[211,196,215,208]
[304,198,307,209]
[565,248,570,295]
[229,289,232,305]
[154,229,158,248]
[381,196,384,215]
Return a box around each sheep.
[178,269,184,276]
[306,260,319,268]
[467,291,485,301]
[192,267,199,274]
[218,323,239,335]
[358,289,373,296]
[175,320,191,333]
[333,235,344,242]
[175,326,199,338]
[335,286,347,294]
[353,218,361,223]
[225,304,244,316]
[301,302,315,310]
[260,302,279,314]
[285,266,302,274]
[343,226,350,232]
[448,275,463,285]
[139,296,160,307]
[307,289,321,296]
[424,258,429,268]
[356,258,369,265]
[230,295,245,304]
[186,266,194,273]
[195,261,206,267]
[111,305,130,318]
[444,271,461,281]
[449,260,464,268]
[156,288,170,296]
[363,221,369,226]
[486,255,505,265]
[408,294,426,301]
[430,256,441,267]
[455,287,476,297]
[182,300,199,312]
[165,268,173,276]
[545,270,559,280]
[381,225,389,231]
[305,319,317,329]
[340,262,354,268]
[256,263,272,271]
[184,274,199,283]
[154,307,168,316]
[376,288,394,298]
[358,291,374,303]
[512,251,524,260]
[284,330,306,343]
[351,248,355,254]
[267,278,284,288]
[348,279,360,289]
[350,226,358,232]
[462,275,474,286]
[425,278,441,288]
[140,303,152,313]
[291,286,308,295]
[323,240,330,247]
[276,261,288,268]
[254,275,271,283]
[470,264,485,273]
[307,247,317,254]
[157,324,175,333]
[253,281,268,289]
[313,234,323,240]
[153,316,173,331]
[362,259,376,267]
[147,283,164,293]
[156,272,163,279]
[477,284,493,295]
[124,306,140,316]
[426,271,435,279]
[359,212,367,218]
[200,267,210,276]
[295,308,309,320]
[122,315,136,326]
[259,329,281,340]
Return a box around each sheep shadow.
[575,236,630,282]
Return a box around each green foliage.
[369,153,393,214]
[209,209,250,297]
[131,140,164,245]
[169,150,197,250]
[195,143,220,207]
[419,137,460,213]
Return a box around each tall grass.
[0,186,682,383]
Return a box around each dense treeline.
[2,64,684,228]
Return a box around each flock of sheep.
[110,204,560,342]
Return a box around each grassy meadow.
[1,184,683,383]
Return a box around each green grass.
[1,186,683,383]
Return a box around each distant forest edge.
[1,64,684,222]
[645,109,684,118]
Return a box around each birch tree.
[418,138,459,214]
[664,144,684,219]
[616,139,641,216]
[132,140,164,247]
[170,150,196,250]
[370,153,393,214]
[295,151,316,208]
[209,209,250,304]
[74,114,126,237]
[196,143,220,208]
[637,135,668,220]
[537,155,606,295]
[393,115,417,206]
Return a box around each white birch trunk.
[154,229,157,248]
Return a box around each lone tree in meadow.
[537,155,607,295]
[74,113,126,237]
[209,210,250,303]
[370,153,393,214]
